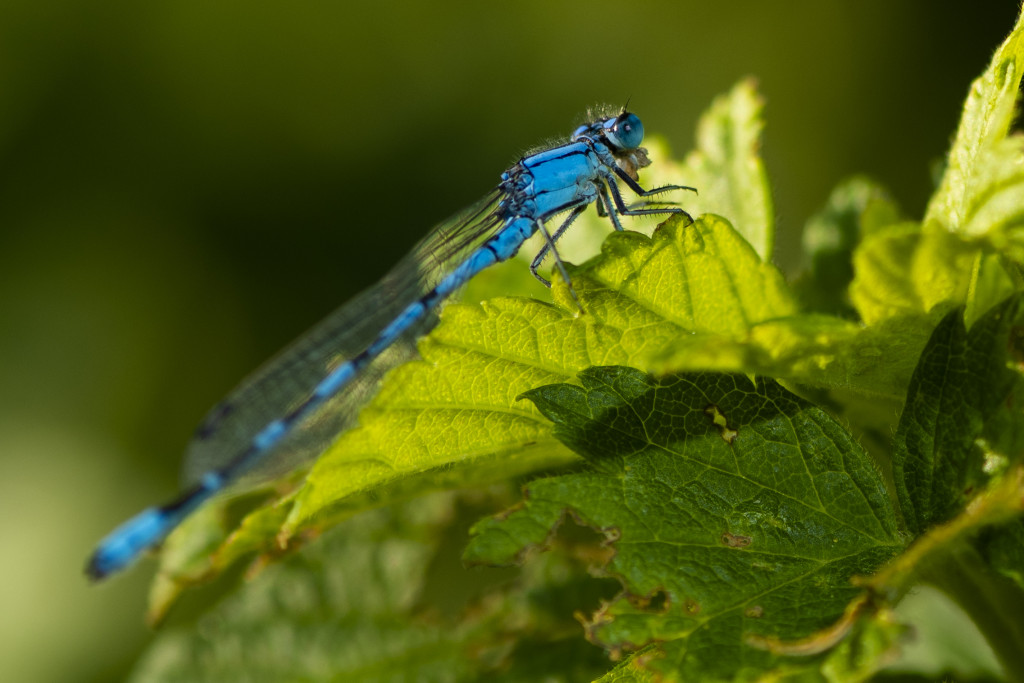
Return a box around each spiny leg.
[530,205,587,286]
[606,175,694,224]
[612,164,698,199]
[533,213,584,312]
[598,184,627,232]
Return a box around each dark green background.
[0,2,1016,681]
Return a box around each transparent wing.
[182,190,508,487]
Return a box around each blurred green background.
[0,2,1018,681]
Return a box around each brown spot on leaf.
[722,531,753,548]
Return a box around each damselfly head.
[604,112,645,151]
[572,109,645,152]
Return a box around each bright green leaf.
[849,223,979,326]
[565,214,795,334]
[466,367,903,681]
[965,251,1022,328]
[925,10,1024,260]
[672,78,775,261]
[610,216,926,399]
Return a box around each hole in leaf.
[703,404,738,443]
